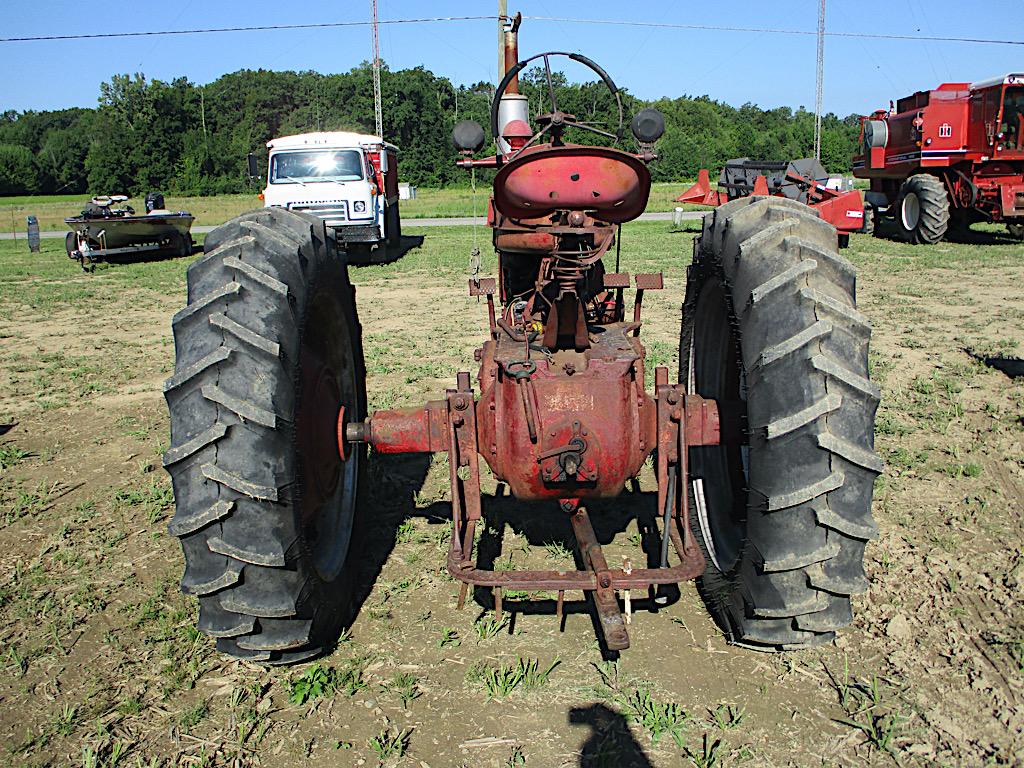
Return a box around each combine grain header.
[163,16,881,662]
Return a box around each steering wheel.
[490,51,625,158]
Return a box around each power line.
[520,15,1024,47]
[3,13,1021,48]
[0,16,496,43]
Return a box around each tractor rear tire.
[896,174,949,244]
[164,207,367,664]
[65,232,77,258]
[681,197,881,649]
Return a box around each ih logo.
[938,123,953,138]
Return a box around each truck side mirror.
[246,153,259,179]
[380,150,389,174]
[452,120,486,153]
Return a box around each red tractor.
[163,19,881,662]
[854,73,1024,243]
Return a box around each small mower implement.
[676,158,866,247]
[164,18,881,662]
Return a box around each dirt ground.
[0,222,1022,768]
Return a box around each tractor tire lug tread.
[681,196,879,650]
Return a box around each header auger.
[164,17,881,663]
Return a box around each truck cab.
[255,131,402,250]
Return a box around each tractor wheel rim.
[298,288,360,583]
[901,191,921,231]
[688,279,747,574]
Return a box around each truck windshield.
[1002,87,1024,150]
[270,150,364,184]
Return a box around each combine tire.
[681,197,881,649]
[164,207,367,663]
[895,174,949,244]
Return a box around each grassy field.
[0,183,703,234]
[0,219,1022,767]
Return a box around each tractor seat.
[493,145,651,223]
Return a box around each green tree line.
[0,62,860,197]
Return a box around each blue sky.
[3,1,1021,116]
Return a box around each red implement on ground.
[676,159,866,248]
[853,73,1024,243]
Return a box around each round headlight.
[354,201,366,213]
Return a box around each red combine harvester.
[676,158,866,248]
[163,17,881,662]
[853,73,1024,243]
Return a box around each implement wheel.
[164,207,367,663]
[681,197,882,649]
[896,173,949,244]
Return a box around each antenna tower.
[372,0,383,138]
[814,0,825,160]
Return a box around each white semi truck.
[249,131,404,253]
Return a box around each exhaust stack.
[496,12,529,156]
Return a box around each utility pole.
[371,0,383,138]
[498,0,507,85]
[814,0,825,161]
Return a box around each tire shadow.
[348,451,431,621]
[569,702,655,768]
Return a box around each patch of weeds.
[437,628,461,648]
[177,700,209,731]
[0,443,29,470]
[829,672,912,762]
[112,480,173,524]
[4,481,60,525]
[619,686,689,747]
[506,745,527,767]
[474,612,510,640]
[543,541,572,561]
[384,673,421,709]
[117,696,143,716]
[395,519,416,543]
[368,725,411,763]
[885,446,929,473]
[683,734,725,768]
[288,663,339,706]
[708,702,746,730]
[941,461,982,478]
[875,412,911,437]
[55,703,78,736]
[472,657,560,699]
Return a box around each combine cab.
[853,73,1024,243]
[677,158,865,247]
[162,17,881,662]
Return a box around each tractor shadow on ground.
[417,484,682,659]
[569,703,655,768]
[348,451,432,625]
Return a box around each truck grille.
[288,200,348,226]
